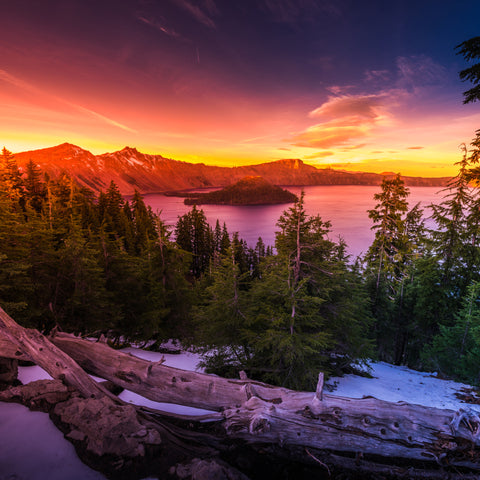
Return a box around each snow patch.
[4,352,480,479]
[327,361,480,412]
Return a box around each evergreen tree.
[0,191,32,323]
[423,281,480,383]
[244,192,372,389]
[365,175,425,364]
[23,160,46,213]
[429,151,471,286]
[0,147,24,203]
[365,174,410,296]
[194,247,251,376]
[175,205,213,278]
[52,216,114,333]
[456,36,480,104]
[130,190,157,253]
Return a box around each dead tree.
[2,306,480,479]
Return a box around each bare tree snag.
[0,336,30,361]
[3,307,480,478]
[42,331,480,471]
[48,331,294,411]
[0,307,110,400]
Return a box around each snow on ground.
[119,347,215,416]
[2,350,480,480]
[0,403,105,480]
[327,361,480,412]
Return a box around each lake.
[143,185,443,259]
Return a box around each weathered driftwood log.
[0,307,110,400]
[3,308,480,478]
[0,336,30,361]
[49,331,295,411]
[45,331,480,472]
[0,308,213,478]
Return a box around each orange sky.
[2,1,480,177]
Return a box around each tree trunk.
[34,332,480,471]
[0,307,110,400]
[2,307,480,478]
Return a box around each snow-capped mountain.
[13,143,450,195]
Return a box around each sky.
[1,0,480,176]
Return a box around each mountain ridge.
[12,143,451,195]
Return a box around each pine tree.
[130,190,157,253]
[429,150,471,286]
[423,281,480,383]
[365,174,410,295]
[243,192,372,389]
[23,160,46,213]
[175,205,214,278]
[456,36,480,104]
[0,191,32,323]
[0,148,24,209]
[51,216,114,333]
[194,247,251,377]
[365,174,425,364]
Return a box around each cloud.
[293,122,368,149]
[0,69,136,133]
[303,151,334,159]
[326,85,355,95]
[364,69,390,83]
[339,143,367,151]
[69,104,137,133]
[407,146,424,150]
[396,55,447,89]
[292,93,392,149]
[0,69,34,91]
[172,0,218,28]
[309,94,386,120]
[136,15,181,38]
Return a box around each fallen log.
[3,307,480,478]
[0,307,212,478]
[49,330,295,411]
[0,336,30,361]
[46,331,480,472]
[0,307,110,400]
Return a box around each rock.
[171,458,251,480]
[0,379,74,410]
[53,396,162,458]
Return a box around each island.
[183,176,298,205]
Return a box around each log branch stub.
[315,372,324,401]
[3,312,480,477]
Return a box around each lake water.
[144,185,443,259]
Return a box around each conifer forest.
[3,128,480,391]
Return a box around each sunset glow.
[2,1,480,176]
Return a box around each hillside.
[13,143,450,195]
[183,176,298,205]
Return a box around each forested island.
[182,176,298,205]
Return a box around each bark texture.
[2,306,480,479]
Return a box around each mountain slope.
[13,143,450,195]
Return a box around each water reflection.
[144,186,442,259]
